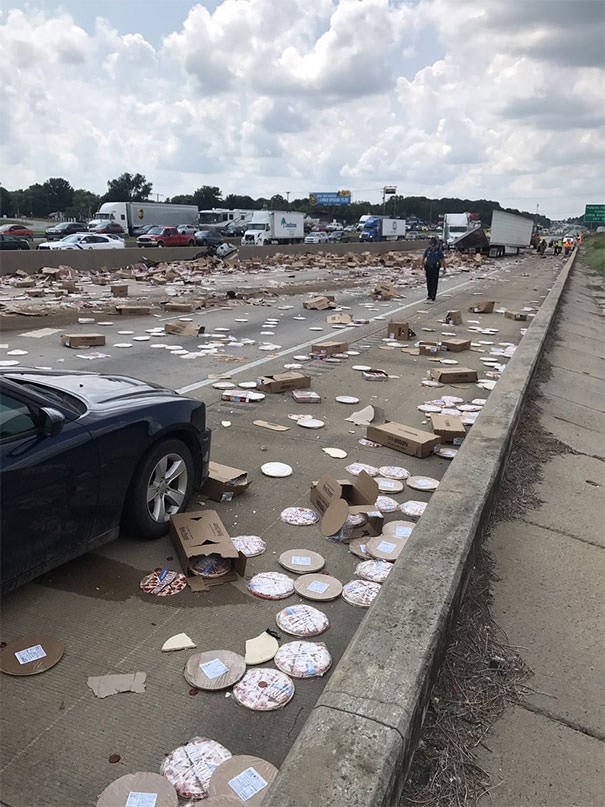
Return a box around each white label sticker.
[360,544,367,553]
[368,511,381,518]
[15,644,47,665]
[395,526,412,538]
[292,556,312,566]
[377,541,396,553]
[201,658,230,679]
[228,767,269,801]
[307,581,329,594]
[125,793,158,807]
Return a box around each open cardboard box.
[310,472,383,538]
[202,461,250,502]
[169,509,246,591]
[387,321,415,340]
[445,310,463,325]
[257,372,311,393]
[310,340,349,358]
[504,310,528,321]
[164,320,205,336]
[303,295,336,310]
[468,301,495,314]
[366,421,440,458]
[372,284,399,300]
[419,341,441,356]
[430,413,466,441]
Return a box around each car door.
[0,386,100,591]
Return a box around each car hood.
[3,369,181,409]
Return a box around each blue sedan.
[0,369,211,593]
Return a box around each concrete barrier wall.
[0,240,428,276]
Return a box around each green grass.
[584,233,605,274]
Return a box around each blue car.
[1,369,211,593]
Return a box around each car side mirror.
[40,407,66,437]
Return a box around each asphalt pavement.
[0,250,564,806]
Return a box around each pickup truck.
[136,226,196,248]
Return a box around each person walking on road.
[423,238,445,302]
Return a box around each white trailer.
[488,210,534,256]
[241,211,305,245]
[89,202,199,234]
[359,216,406,241]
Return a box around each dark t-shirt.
[423,246,444,269]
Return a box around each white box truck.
[241,211,305,245]
[88,202,199,235]
[488,210,534,256]
[359,217,406,241]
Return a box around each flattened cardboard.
[327,312,352,324]
[504,310,528,321]
[303,295,336,310]
[445,309,463,325]
[310,472,382,537]
[468,301,495,314]
[115,304,152,315]
[87,672,146,698]
[164,320,205,336]
[257,372,311,394]
[310,340,349,357]
[209,755,278,806]
[0,635,64,676]
[169,510,246,591]
[441,338,471,352]
[387,321,414,340]
[202,462,250,502]
[366,422,440,458]
[291,389,321,404]
[96,772,178,807]
[430,413,466,441]
[253,420,290,431]
[430,367,478,384]
[61,333,106,348]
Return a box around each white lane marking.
[176,272,498,394]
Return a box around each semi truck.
[241,211,305,245]
[442,212,481,246]
[359,217,406,242]
[88,202,199,235]
[450,210,534,257]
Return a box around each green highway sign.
[584,204,605,223]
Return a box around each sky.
[1,0,604,219]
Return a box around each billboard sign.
[309,190,351,206]
[584,204,605,224]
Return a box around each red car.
[89,222,126,236]
[136,226,195,248]
[0,223,33,240]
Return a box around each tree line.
[0,172,557,227]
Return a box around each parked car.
[176,224,197,236]
[194,229,225,248]
[44,221,89,240]
[89,221,126,236]
[37,233,125,250]
[304,230,329,244]
[0,368,211,593]
[132,224,158,237]
[328,230,345,242]
[0,234,30,250]
[0,223,34,240]
[137,226,195,248]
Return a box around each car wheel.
[157,242,165,247]
[124,439,194,538]
[188,240,194,246]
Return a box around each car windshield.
[60,235,81,243]
[145,227,164,235]
[6,378,86,416]
[248,223,267,230]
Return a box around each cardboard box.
[430,413,466,442]
[164,320,205,336]
[169,510,246,591]
[291,389,321,403]
[310,340,349,358]
[445,310,463,325]
[372,284,399,300]
[366,421,440,458]
[303,295,336,310]
[202,461,250,502]
[441,338,471,352]
[504,310,528,321]
[110,283,128,297]
[387,321,415,341]
[61,333,106,348]
[310,472,383,538]
[468,301,495,314]
[327,313,352,325]
[419,342,441,356]
[430,367,478,383]
[164,302,194,313]
[115,305,152,315]
[257,372,311,394]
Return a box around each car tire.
[123,439,194,539]
[157,242,165,247]
[188,240,194,246]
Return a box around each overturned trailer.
[452,210,534,257]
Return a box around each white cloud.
[0,0,603,218]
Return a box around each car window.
[0,393,38,439]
